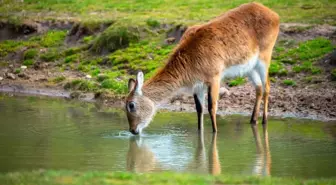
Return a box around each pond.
[0,95,335,178]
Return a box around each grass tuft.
[332,69,336,81]
[51,76,66,83]
[40,49,58,62]
[64,79,98,91]
[228,77,246,87]
[283,79,296,86]
[101,78,127,94]
[146,18,160,28]
[23,48,38,60]
[90,23,140,53]
[23,59,34,66]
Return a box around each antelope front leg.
[193,94,204,131]
[208,79,220,133]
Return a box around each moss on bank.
[0,170,335,185]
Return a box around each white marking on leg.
[255,60,267,89]
[248,70,262,87]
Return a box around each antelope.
[125,2,280,135]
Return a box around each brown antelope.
[126,2,280,135]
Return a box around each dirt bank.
[0,22,335,122]
[1,80,335,122]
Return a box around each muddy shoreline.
[1,83,335,122]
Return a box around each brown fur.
[126,2,280,133]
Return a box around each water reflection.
[126,126,271,176]
[208,133,221,175]
[126,137,159,173]
[126,131,222,174]
[251,125,271,176]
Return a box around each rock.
[0,76,3,81]
[5,73,16,80]
[219,87,230,96]
[329,50,336,65]
[33,62,48,70]
[18,73,30,79]
[8,64,14,70]
[165,37,176,44]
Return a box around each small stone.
[85,75,92,79]
[18,73,30,79]
[21,65,27,69]
[0,77,3,81]
[6,73,16,80]
[219,87,230,96]
[165,37,176,44]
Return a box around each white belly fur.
[183,53,265,96]
[222,53,265,87]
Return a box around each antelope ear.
[135,71,144,95]
[128,78,136,93]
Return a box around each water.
[0,95,335,178]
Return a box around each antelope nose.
[130,129,139,135]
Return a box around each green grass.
[101,79,127,94]
[29,31,67,47]
[228,77,246,87]
[40,49,59,62]
[283,79,296,86]
[272,37,334,77]
[23,59,34,66]
[64,54,80,63]
[332,69,336,81]
[51,76,66,83]
[1,0,336,25]
[269,61,288,76]
[0,170,335,185]
[146,18,161,28]
[90,22,141,53]
[13,68,21,74]
[23,48,38,60]
[64,79,99,92]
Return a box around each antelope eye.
[128,101,136,112]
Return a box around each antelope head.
[125,71,156,135]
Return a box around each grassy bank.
[0,0,335,97]
[1,170,336,185]
[1,0,336,25]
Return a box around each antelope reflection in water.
[251,124,271,176]
[126,125,270,175]
[126,132,221,174]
